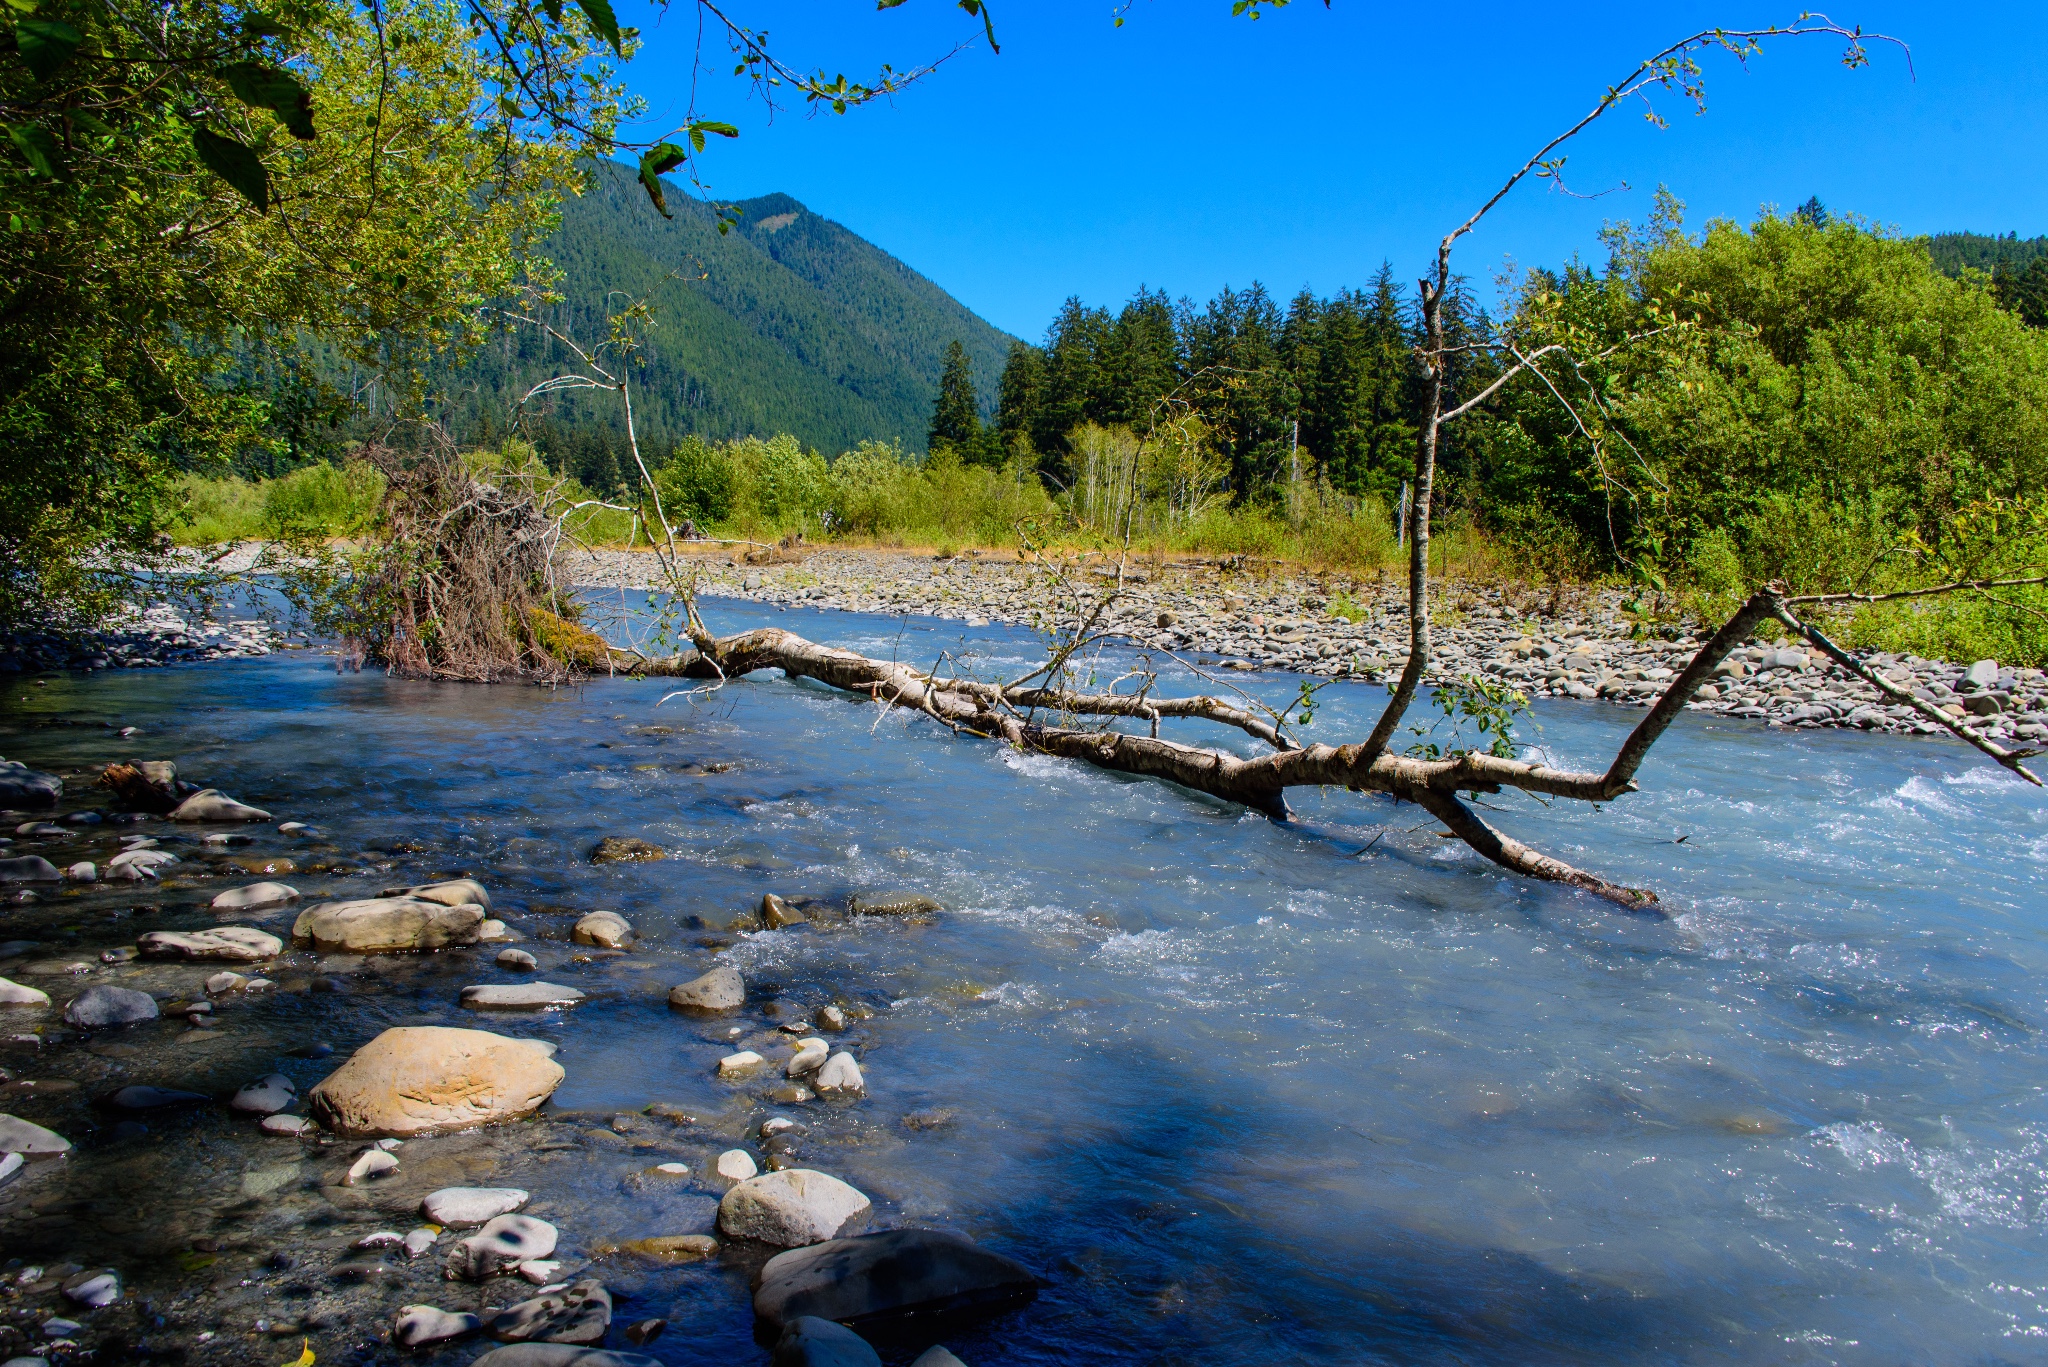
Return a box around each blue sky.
[617,2,2043,341]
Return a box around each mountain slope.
[1926,231,2048,277]
[437,160,1015,458]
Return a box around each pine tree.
[927,340,983,454]
[994,340,1045,461]
[1033,298,1113,480]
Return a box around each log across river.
[0,595,2043,1365]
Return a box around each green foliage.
[174,461,387,543]
[1406,675,1530,762]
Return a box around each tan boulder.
[292,897,484,953]
[137,926,283,962]
[571,911,633,949]
[307,1027,564,1137]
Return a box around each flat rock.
[718,1169,872,1247]
[230,1073,297,1115]
[461,982,586,1011]
[380,878,491,910]
[422,1187,530,1226]
[848,894,943,919]
[669,966,744,1012]
[470,1347,659,1367]
[489,1279,611,1344]
[446,1213,559,1280]
[138,927,282,962]
[572,911,634,949]
[394,1305,481,1347]
[617,1235,718,1263]
[591,837,665,864]
[718,1051,766,1079]
[64,985,159,1028]
[170,789,273,822]
[291,897,485,953]
[260,1114,312,1136]
[0,977,50,1006]
[108,1085,209,1110]
[305,1026,565,1137]
[211,882,299,911]
[0,761,61,810]
[0,856,61,883]
[771,1317,882,1367]
[753,1229,1039,1329]
[0,1115,71,1155]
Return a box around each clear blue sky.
[616,2,2044,341]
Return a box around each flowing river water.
[3,596,2047,1366]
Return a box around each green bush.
[260,462,385,536]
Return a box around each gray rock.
[0,976,50,1006]
[717,1169,872,1247]
[105,848,176,879]
[461,982,586,1011]
[1,1352,45,1367]
[229,1072,297,1115]
[64,862,96,883]
[421,1186,529,1226]
[0,1114,71,1155]
[497,948,539,970]
[771,1317,882,1367]
[346,1148,400,1185]
[169,789,273,822]
[377,877,491,910]
[394,1306,481,1347]
[59,1271,120,1308]
[64,985,159,1028]
[470,1347,658,1367]
[291,897,485,953]
[713,1149,758,1187]
[669,966,744,1012]
[109,1085,209,1110]
[404,1227,440,1259]
[0,761,61,809]
[814,1052,864,1096]
[816,1005,848,1032]
[910,1349,968,1367]
[478,920,522,944]
[754,1229,1038,1329]
[489,1279,611,1345]
[1964,659,2001,690]
[571,911,634,949]
[260,1114,311,1136]
[211,882,299,911]
[446,1213,559,1280]
[137,927,283,962]
[0,856,61,883]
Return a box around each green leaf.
[690,119,737,138]
[13,16,81,79]
[636,141,687,218]
[6,121,60,177]
[240,12,289,37]
[540,0,562,25]
[192,127,269,212]
[572,0,620,54]
[218,62,315,139]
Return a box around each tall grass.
[173,462,385,544]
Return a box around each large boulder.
[170,789,273,822]
[291,897,485,953]
[211,882,299,912]
[0,760,61,809]
[0,856,61,882]
[379,878,491,910]
[489,1279,611,1344]
[771,1317,882,1367]
[470,1348,658,1367]
[668,966,744,1012]
[753,1230,1040,1330]
[305,1027,564,1137]
[718,1169,872,1248]
[64,985,159,1028]
[137,927,282,962]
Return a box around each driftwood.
[616,583,2036,912]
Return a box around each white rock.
[353,1231,404,1249]
[516,1259,562,1284]
[278,821,308,834]
[381,878,491,910]
[204,971,249,995]
[421,1187,530,1227]
[717,1050,765,1079]
[105,848,177,877]
[713,1149,758,1187]
[786,1038,829,1077]
[716,1169,872,1247]
[63,863,96,883]
[211,882,299,911]
[0,977,50,1006]
[403,1227,440,1259]
[496,948,538,970]
[60,1271,119,1308]
[813,1052,865,1096]
[230,1073,296,1115]
[669,966,744,1011]
[445,1213,558,1280]
[654,1162,690,1176]
[137,927,283,962]
[478,920,521,944]
[0,1152,22,1187]
[394,1305,481,1347]
[571,911,634,949]
[345,1149,399,1185]
[169,789,273,822]
[911,1348,969,1367]
[460,982,586,1011]
[259,1114,311,1136]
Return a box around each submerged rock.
[422,1187,529,1226]
[572,911,634,949]
[489,1279,611,1344]
[591,837,665,864]
[306,1026,565,1137]
[291,897,486,953]
[848,894,943,919]
[752,1229,1039,1330]
[762,894,808,930]
[394,1305,482,1348]
[59,1270,120,1309]
[169,789,273,822]
[381,878,491,910]
[771,1316,882,1367]
[497,948,539,971]
[669,966,744,1012]
[470,1346,659,1367]
[445,1213,559,1280]
[718,1169,872,1247]
[108,1085,209,1110]
[347,1148,400,1184]
[461,982,586,1011]
[616,1235,718,1263]
[63,985,158,1028]
[0,1115,72,1155]
[138,927,282,962]
[0,760,61,809]
[230,1073,297,1115]
[211,882,299,912]
[0,856,62,883]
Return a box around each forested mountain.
[1926,231,2048,276]
[430,159,1015,482]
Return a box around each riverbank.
[567,546,2048,746]
[0,604,276,676]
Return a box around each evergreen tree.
[994,340,1045,461]
[1993,257,2048,329]
[928,340,984,454]
[1102,288,1182,430]
[1033,298,1114,480]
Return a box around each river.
[2,595,2046,1365]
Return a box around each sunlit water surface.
[3,596,2047,1366]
